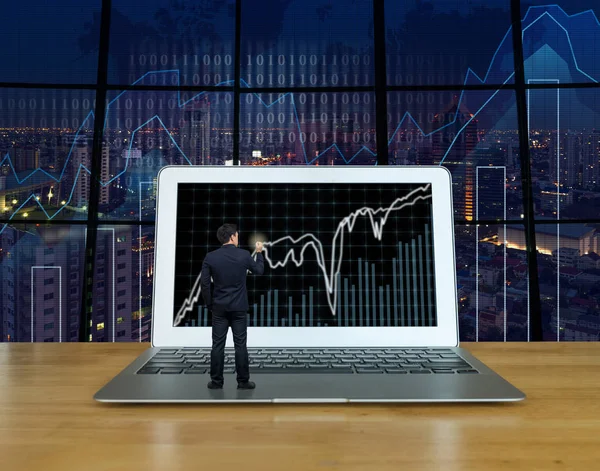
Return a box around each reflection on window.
[532,223,600,341]
[521,3,600,85]
[388,90,523,221]
[528,88,600,220]
[108,0,235,86]
[240,92,376,166]
[0,225,84,342]
[0,89,96,222]
[90,226,154,342]
[242,0,374,87]
[1,0,102,83]
[385,0,514,86]
[1,1,600,344]
[456,225,530,342]
[99,89,232,221]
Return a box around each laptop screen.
[173,182,437,328]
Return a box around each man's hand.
[255,241,264,253]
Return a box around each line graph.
[174,184,432,326]
[2,5,599,234]
[389,5,599,166]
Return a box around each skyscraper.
[432,97,479,220]
[473,146,506,220]
[99,146,110,206]
[92,227,133,342]
[0,226,84,342]
[182,95,211,165]
[71,143,90,208]
[71,142,110,208]
[9,145,40,173]
[582,131,600,189]
[0,227,17,342]
[562,131,581,188]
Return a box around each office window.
[0,88,96,221]
[242,0,374,88]
[0,0,102,83]
[108,0,235,87]
[100,90,232,221]
[387,89,523,221]
[533,223,600,341]
[1,1,599,343]
[520,2,600,85]
[527,88,600,220]
[240,92,376,166]
[385,0,514,87]
[456,225,531,342]
[0,225,85,341]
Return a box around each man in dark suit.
[201,223,264,390]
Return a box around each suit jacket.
[200,244,264,313]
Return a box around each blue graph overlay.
[1,5,599,231]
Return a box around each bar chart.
[181,223,436,327]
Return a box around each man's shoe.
[207,380,223,389]
[237,381,256,390]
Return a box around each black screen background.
[174,183,437,327]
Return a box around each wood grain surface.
[1,342,598,471]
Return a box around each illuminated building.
[582,130,600,189]
[9,145,40,172]
[181,95,211,166]
[500,224,598,255]
[71,142,110,208]
[432,97,478,220]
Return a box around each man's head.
[217,223,238,246]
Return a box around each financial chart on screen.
[173,183,437,328]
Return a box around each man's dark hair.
[217,223,238,244]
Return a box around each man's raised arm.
[247,241,265,275]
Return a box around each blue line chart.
[0,5,598,233]
[389,5,599,166]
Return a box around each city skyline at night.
[1,1,600,344]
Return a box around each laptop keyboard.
[136,348,478,375]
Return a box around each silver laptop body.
[95,166,525,403]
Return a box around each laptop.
[94,165,525,403]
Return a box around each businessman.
[201,223,264,390]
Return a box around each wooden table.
[1,343,599,471]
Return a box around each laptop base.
[94,347,525,403]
